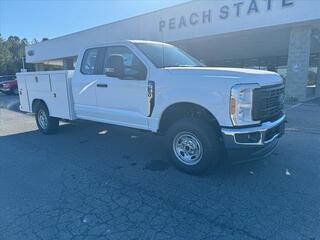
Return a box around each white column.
[316,54,320,97]
[286,27,312,102]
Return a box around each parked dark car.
[0,75,16,82]
[0,79,18,95]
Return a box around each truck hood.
[165,67,283,86]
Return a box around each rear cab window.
[81,48,102,75]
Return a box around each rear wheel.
[35,103,59,134]
[166,118,222,174]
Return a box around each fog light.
[235,132,261,144]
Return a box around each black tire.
[35,102,59,134]
[166,118,222,174]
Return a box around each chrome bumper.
[221,114,286,148]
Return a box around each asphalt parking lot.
[0,93,320,240]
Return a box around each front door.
[95,45,149,130]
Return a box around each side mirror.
[105,54,124,79]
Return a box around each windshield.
[134,42,205,68]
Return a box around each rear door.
[95,45,149,129]
[72,47,103,119]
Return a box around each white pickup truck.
[17,40,285,174]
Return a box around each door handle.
[96,83,108,88]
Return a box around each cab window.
[103,46,147,80]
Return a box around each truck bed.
[16,70,76,120]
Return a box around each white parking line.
[284,103,303,111]
[285,97,320,111]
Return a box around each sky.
[0,0,188,41]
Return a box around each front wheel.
[166,118,222,174]
[35,103,59,134]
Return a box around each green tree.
[0,34,11,74]
[0,35,35,76]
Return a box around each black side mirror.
[105,54,124,79]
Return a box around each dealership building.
[26,0,320,101]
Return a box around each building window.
[307,53,320,97]
[276,56,288,82]
[243,58,260,70]
[41,59,64,71]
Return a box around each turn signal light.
[230,97,236,115]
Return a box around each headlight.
[230,84,260,126]
[2,83,10,88]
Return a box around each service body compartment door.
[17,70,75,120]
[16,74,31,112]
[26,74,51,92]
[49,73,72,119]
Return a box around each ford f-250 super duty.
[17,40,285,174]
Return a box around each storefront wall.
[26,0,320,101]
[206,27,320,101]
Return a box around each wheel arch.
[31,99,47,113]
[158,102,221,134]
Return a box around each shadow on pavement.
[0,93,20,112]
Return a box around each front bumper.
[221,114,285,161]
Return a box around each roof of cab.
[84,40,170,49]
